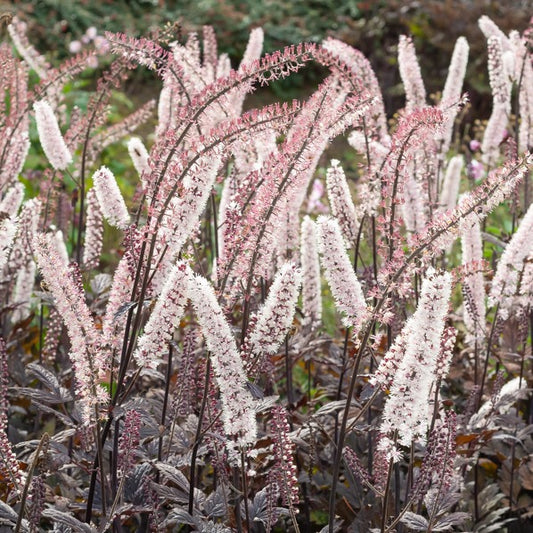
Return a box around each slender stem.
[380,440,396,533]
[14,433,49,533]
[285,336,294,406]
[478,304,500,407]
[241,451,251,530]
[95,407,108,517]
[158,344,173,464]
[188,357,211,517]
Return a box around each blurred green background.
[4,0,531,117]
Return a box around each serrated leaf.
[167,508,197,525]
[0,500,18,522]
[41,509,97,532]
[90,273,112,294]
[17,387,73,405]
[27,363,60,391]
[114,301,138,321]
[432,512,470,530]
[400,512,429,530]
[155,462,190,492]
[314,399,347,416]
[254,395,280,413]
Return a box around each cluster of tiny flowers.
[488,202,533,317]
[469,377,528,430]
[373,433,394,491]
[134,262,190,370]
[439,155,463,212]
[0,217,17,271]
[398,35,426,112]
[343,446,371,488]
[105,32,169,73]
[8,17,49,78]
[435,326,457,380]
[82,188,103,270]
[269,405,299,508]
[325,159,359,245]
[460,218,486,341]
[27,475,46,532]
[412,155,530,257]
[92,166,130,229]
[370,330,408,391]
[33,233,106,425]
[118,409,141,476]
[33,100,72,170]
[322,37,388,140]
[481,35,512,164]
[437,37,469,154]
[300,216,322,328]
[245,262,302,359]
[380,269,452,448]
[316,216,368,332]
[187,273,257,446]
[0,338,24,493]
[410,410,458,502]
[102,256,133,351]
[127,137,150,179]
[0,182,24,216]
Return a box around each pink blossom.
[316,216,368,332]
[269,405,299,508]
[379,269,452,448]
[102,256,133,351]
[438,36,469,154]
[8,17,49,77]
[325,160,358,244]
[85,27,98,40]
[0,183,24,218]
[300,216,322,328]
[134,262,190,370]
[86,55,98,69]
[33,233,107,425]
[33,100,72,170]
[69,40,82,54]
[470,139,481,151]
[468,159,484,180]
[127,137,150,179]
[439,155,463,211]
[92,166,130,229]
[489,203,533,317]
[398,35,426,112]
[0,218,17,271]
[83,188,103,270]
[93,35,109,54]
[460,218,486,341]
[118,409,141,476]
[187,272,257,446]
[307,179,328,214]
[244,262,302,360]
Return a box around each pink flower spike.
[33,100,72,170]
[470,139,481,151]
[460,218,486,342]
[398,35,426,112]
[325,160,358,245]
[134,262,190,370]
[127,137,150,178]
[187,272,257,447]
[245,262,302,358]
[92,166,130,229]
[379,269,452,447]
[317,216,368,332]
[489,203,533,317]
[300,216,322,328]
